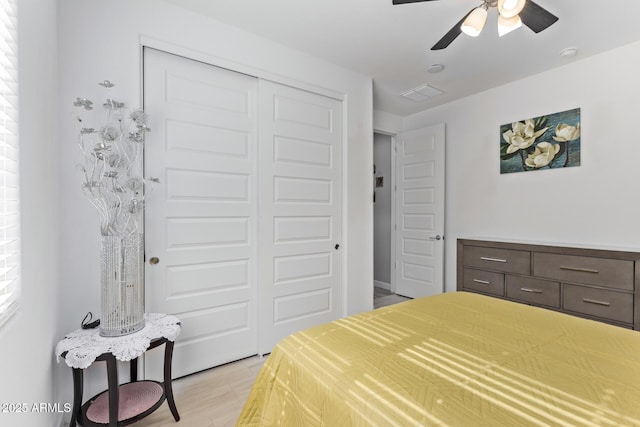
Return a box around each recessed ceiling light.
[427,64,445,74]
[559,47,578,58]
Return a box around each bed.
[237,292,640,426]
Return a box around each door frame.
[375,125,446,300]
[372,131,398,295]
[390,134,398,294]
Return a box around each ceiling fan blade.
[519,0,558,33]
[392,0,438,5]
[431,9,474,50]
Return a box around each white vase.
[99,233,145,337]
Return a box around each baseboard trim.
[374,280,390,291]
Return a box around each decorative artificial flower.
[552,123,580,142]
[524,142,560,168]
[130,109,149,127]
[127,177,144,194]
[107,153,122,168]
[74,80,155,236]
[128,130,145,143]
[99,126,120,142]
[103,98,124,109]
[128,198,141,214]
[74,97,93,110]
[503,119,548,154]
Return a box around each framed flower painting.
[500,108,581,174]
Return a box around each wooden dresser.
[457,238,640,330]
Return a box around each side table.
[55,313,181,427]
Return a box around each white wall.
[374,109,402,135]
[404,40,640,293]
[373,133,392,285]
[0,1,59,426]
[56,0,373,408]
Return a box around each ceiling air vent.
[401,84,443,102]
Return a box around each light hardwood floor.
[134,289,409,426]
[135,356,266,427]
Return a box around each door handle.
[335,244,340,250]
[429,235,442,241]
[149,257,160,265]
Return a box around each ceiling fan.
[393,0,558,50]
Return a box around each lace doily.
[55,313,181,369]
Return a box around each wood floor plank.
[134,356,266,427]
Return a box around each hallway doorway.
[373,132,406,307]
[373,123,446,306]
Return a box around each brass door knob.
[149,257,160,265]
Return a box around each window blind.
[0,0,18,328]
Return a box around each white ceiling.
[160,0,640,117]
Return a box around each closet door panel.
[144,48,259,379]
[258,81,343,354]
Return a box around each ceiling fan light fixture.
[461,6,488,37]
[498,0,526,19]
[497,14,522,37]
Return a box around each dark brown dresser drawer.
[458,238,640,330]
[563,284,634,324]
[506,275,560,308]
[463,246,530,275]
[534,253,634,291]
[463,268,505,297]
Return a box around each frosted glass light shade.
[498,0,526,18]
[100,233,145,337]
[461,7,488,37]
[498,14,523,37]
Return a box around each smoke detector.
[427,64,445,73]
[560,47,578,58]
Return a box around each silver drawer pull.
[480,257,507,263]
[582,298,611,307]
[520,288,542,294]
[473,279,491,285]
[560,266,599,274]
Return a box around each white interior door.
[395,124,445,299]
[258,80,343,354]
[143,48,258,378]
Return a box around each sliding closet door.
[257,81,343,354]
[143,48,258,378]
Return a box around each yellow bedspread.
[237,292,640,426]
